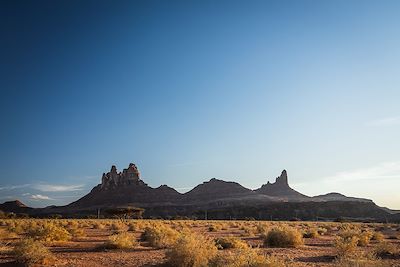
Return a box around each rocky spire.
[275,169,288,186]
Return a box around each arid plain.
[0,219,399,267]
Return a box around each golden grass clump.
[214,236,249,250]
[104,232,137,249]
[303,228,319,238]
[93,222,105,230]
[374,242,397,258]
[27,222,71,242]
[371,231,385,242]
[334,236,359,258]
[357,231,373,247]
[208,224,222,232]
[211,247,285,267]
[110,222,126,232]
[335,256,390,267]
[68,227,86,239]
[166,231,217,267]
[13,238,55,266]
[141,223,180,248]
[263,227,304,248]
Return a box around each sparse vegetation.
[166,231,217,267]
[211,246,285,267]
[214,236,248,250]
[13,238,55,265]
[335,236,359,258]
[103,232,137,249]
[263,227,304,248]
[0,219,397,266]
[141,223,180,248]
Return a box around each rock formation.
[100,163,146,189]
[4,163,387,221]
[255,170,309,201]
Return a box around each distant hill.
[0,163,394,221]
[0,200,32,214]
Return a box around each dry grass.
[166,231,217,267]
[13,238,55,266]
[211,246,285,267]
[303,228,319,238]
[374,242,397,258]
[263,227,304,248]
[335,236,359,258]
[103,232,137,249]
[214,236,249,250]
[141,223,180,248]
[371,231,385,242]
[27,222,71,242]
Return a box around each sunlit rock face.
[101,163,146,189]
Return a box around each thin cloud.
[30,194,53,200]
[323,161,400,183]
[33,184,85,192]
[366,116,400,127]
[0,184,31,190]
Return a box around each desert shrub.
[214,236,248,250]
[93,222,105,229]
[103,232,137,249]
[8,223,25,235]
[27,222,71,242]
[211,247,285,267]
[110,222,125,232]
[371,231,385,242]
[240,226,256,237]
[256,223,268,235]
[166,231,217,267]
[338,227,360,240]
[334,253,390,267]
[358,231,373,247]
[263,227,304,248]
[208,224,222,232]
[68,227,86,239]
[13,238,54,266]
[141,224,180,248]
[317,227,328,236]
[0,228,12,240]
[303,228,319,238]
[374,242,397,258]
[335,236,359,258]
[128,222,136,231]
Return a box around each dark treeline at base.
[7,201,398,223]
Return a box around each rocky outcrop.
[5,163,391,221]
[67,163,181,209]
[101,163,146,189]
[255,170,309,201]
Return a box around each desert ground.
[0,219,399,267]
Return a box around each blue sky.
[1,0,400,208]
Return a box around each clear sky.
[1,0,400,209]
